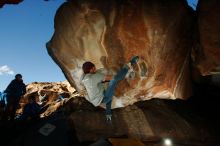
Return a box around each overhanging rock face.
[47,0,194,107]
[195,0,220,75]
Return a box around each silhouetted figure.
[4,74,26,120]
[19,95,41,120]
[80,56,139,122]
[0,91,6,109]
[0,91,6,120]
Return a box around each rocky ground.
[0,81,219,146]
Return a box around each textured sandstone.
[194,0,220,75]
[17,81,76,117]
[47,0,194,107]
[66,97,210,144]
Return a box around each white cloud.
[0,65,15,75]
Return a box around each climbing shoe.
[106,114,112,123]
[130,56,139,66]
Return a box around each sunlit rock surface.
[25,80,75,95]
[47,0,194,107]
[194,0,220,75]
[17,81,76,117]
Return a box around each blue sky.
[0,0,66,91]
[0,0,198,92]
[187,0,198,10]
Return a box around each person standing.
[4,74,26,120]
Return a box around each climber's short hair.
[82,61,95,74]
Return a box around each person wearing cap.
[4,74,26,120]
[80,56,139,122]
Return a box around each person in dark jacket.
[4,74,26,120]
[19,95,41,120]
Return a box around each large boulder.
[66,97,215,145]
[47,0,194,107]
